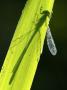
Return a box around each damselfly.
[9,10,57,84]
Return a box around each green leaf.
[0,0,55,90]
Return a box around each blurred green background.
[0,0,67,90]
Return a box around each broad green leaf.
[0,0,55,90]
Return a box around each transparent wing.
[46,27,57,56]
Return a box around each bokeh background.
[0,0,67,90]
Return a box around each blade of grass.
[0,0,55,90]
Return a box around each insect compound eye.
[40,9,50,17]
[47,27,57,56]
